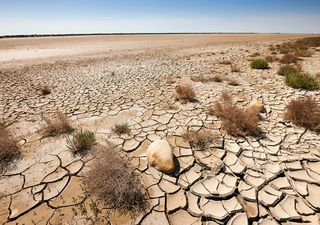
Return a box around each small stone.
[146,140,175,173]
[247,100,265,113]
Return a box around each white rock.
[147,140,175,174]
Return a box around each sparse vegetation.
[285,71,319,90]
[227,80,239,86]
[166,76,175,84]
[210,92,261,137]
[279,53,299,64]
[40,86,52,95]
[0,123,20,173]
[265,55,279,62]
[277,65,301,76]
[112,122,131,135]
[42,112,74,137]
[213,75,223,82]
[284,96,320,132]
[175,84,196,102]
[230,64,240,72]
[191,75,214,83]
[67,129,96,156]
[250,59,269,69]
[182,130,214,149]
[85,145,146,215]
[219,60,232,65]
[272,37,320,58]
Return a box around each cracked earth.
[0,35,320,225]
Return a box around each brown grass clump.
[210,92,261,137]
[42,112,74,137]
[219,60,232,65]
[284,97,320,132]
[272,37,320,58]
[182,130,214,149]
[227,80,240,86]
[191,75,213,83]
[85,145,146,215]
[40,86,52,95]
[265,55,279,62]
[112,122,131,135]
[213,75,223,82]
[166,77,176,84]
[230,64,240,72]
[0,123,20,173]
[279,53,299,64]
[175,84,196,102]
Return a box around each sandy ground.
[0,34,312,66]
[1,34,320,225]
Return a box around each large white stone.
[146,140,175,173]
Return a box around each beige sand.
[0,34,312,65]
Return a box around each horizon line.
[1,32,319,39]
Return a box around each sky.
[0,0,320,35]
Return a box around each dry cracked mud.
[0,34,320,225]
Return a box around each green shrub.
[250,59,269,69]
[67,129,96,156]
[278,65,301,76]
[285,71,319,90]
[112,122,131,135]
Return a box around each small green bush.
[285,71,319,90]
[112,122,131,135]
[67,129,96,156]
[250,59,269,69]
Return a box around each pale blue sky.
[1,0,320,35]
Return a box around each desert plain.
[0,34,320,225]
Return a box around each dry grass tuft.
[265,55,279,62]
[42,112,74,137]
[210,92,261,137]
[182,130,214,149]
[0,123,20,173]
[166,77,176,84]
[85,145,146,215]
[230,64,240,72]
[284,96,320,132]
[40,86,52,96]
[175,84,196,102]
[219,60,232,65]
[279,53,299,64]
[227,80,240,86]
[213,75,223,82]
[191,75,212,83]
[112,122,131,135]
[67,129,96,156]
